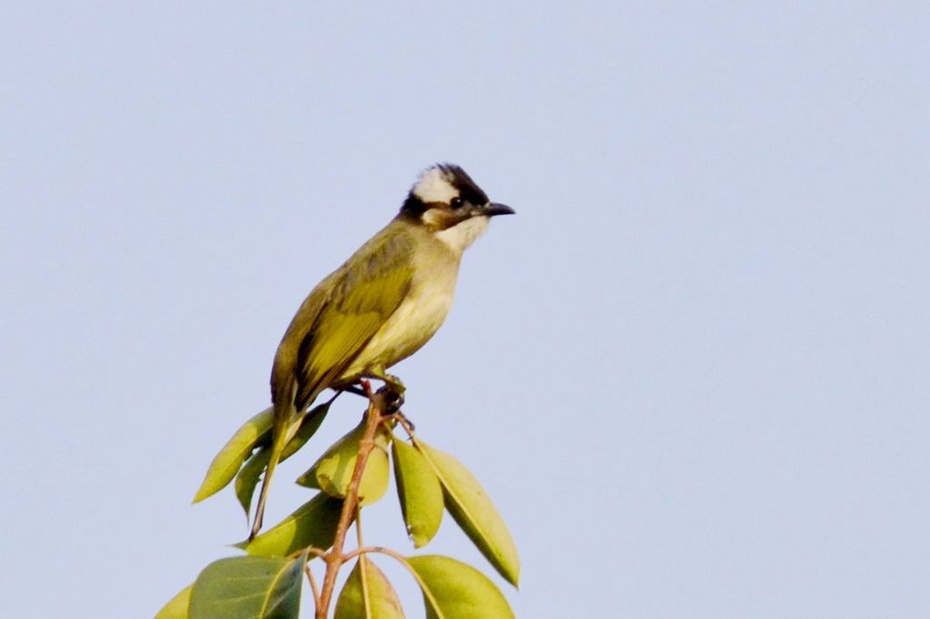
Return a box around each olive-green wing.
[292,229,416,410]
[255,225,414,538]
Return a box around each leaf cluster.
[157,395,519,619]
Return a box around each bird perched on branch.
[251,163,514,539]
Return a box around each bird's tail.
[250,400,294,540]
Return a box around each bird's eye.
[450,196,463,209]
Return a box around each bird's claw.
[378,383,405,414]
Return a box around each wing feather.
[275,223,416,411]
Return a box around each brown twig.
[315,390,388,618]
[305,564,321,609]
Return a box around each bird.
[250,163,514,538]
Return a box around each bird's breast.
[341,259,460,379]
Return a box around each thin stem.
[355,504,364,549]
[361,545,408,564]
[352,545,446,615]
[341,545,383,563]
[315,391,387,618]
[297,546,328,561]
[305,564,320,609]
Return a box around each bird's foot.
[378,390,414,435]
[392,410,416,435]
[377,383,405,414]
[381,373,406,396]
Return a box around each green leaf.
[334,557,405,619]
[193,407,274,504]
[296,417,391,506]
[407,555,515,619]
[190,554,305,619]
[414,440,520,587]
[392,439,443,548]
[235,403,331,516]
[235,449,271,520]
[154,583,192,619]
[238,492,342,558]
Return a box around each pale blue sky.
[2,3,928,617]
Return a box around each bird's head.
[400,163,514,254]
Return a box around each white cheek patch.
[435,216,490,254]
[413,167,459,204]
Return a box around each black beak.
[484,202,516,217]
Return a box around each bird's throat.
[434,216,490,255]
